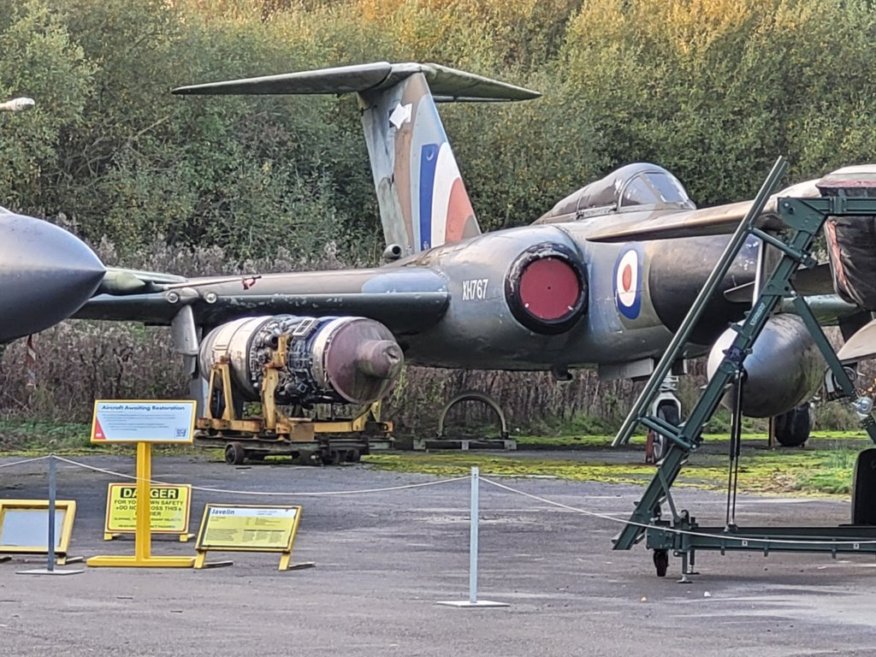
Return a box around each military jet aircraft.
[0,207,105,342]
[0,96,105,341]
[74,62,873,446]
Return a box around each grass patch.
[364,445,866,497]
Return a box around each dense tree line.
[1,0,874,430]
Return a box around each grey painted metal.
[469,466,479,605]
[612,156,789,448]
[0,211,105,342]
[47,456,55,572]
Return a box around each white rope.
[0,455,49,470]
[481,476,876,547]
[52,455,468,497]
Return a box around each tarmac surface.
[2,451,876,656]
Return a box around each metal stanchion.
[18,456,83,575]
[437,467,508,608]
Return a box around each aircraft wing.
[75,266,450,335]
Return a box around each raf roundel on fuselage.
[537,163,696,223]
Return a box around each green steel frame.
[611,156,876,571]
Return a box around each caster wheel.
[653,549,669,577]
[224,442,247,465]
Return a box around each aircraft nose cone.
[0,212,105,341]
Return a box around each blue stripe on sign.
[419,143,439,250]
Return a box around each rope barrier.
[0,454,50,470]
[3,453,874,548]
[51,455,469,497]
[480,476,876,547]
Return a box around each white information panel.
[91,400,197,444]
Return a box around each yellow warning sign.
[105,483,192,534]
[197,505,300,551]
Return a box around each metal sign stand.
[611,157,876,576]
[88,443,195,568]
[437,467,509,608]
[18,457,83,575]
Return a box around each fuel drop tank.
[706,314,823,418]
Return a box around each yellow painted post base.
[104,533,193,543]
[87,555,195,568]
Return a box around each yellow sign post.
[194,504,309,571]
[104,483,193,542]
[87,400,197,568]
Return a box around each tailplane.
[173,62,540,255]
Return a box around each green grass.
[0,417,868,497]
[364,445,865,497]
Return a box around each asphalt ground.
[2,452,876,656]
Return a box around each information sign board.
[194,505,304,570]
[91,400,196,444]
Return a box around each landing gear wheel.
[225,442,247,465]
[774,403,811,447]
[852,448,876,525]
[653,549,669,577]
[652,404,680,462]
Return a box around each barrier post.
[17,455,83,575]
[469,466,479,604]
[47,456,56,572]
[436,467,508,608]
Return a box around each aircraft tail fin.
[174,62,540,255]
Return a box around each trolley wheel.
[345,449,361,463]
[653,549,669,577]
[774,403,811,447]
[321,450,342,466]
[224,442,247,465]
[852,448,876,525]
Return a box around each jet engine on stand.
[196,314,404,465]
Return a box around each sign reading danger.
[105,483,192,534]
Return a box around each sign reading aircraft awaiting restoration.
[90,400,196,443]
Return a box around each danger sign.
[104,483,192,534]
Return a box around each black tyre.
[652,403,680,462]
[774,403,811,447]
[653,549,669,577]
[345,449,361,463]
[852,448,876,525]
[224,442,247,465]
[321,450,342,466]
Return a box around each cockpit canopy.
[539,163,696,222]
